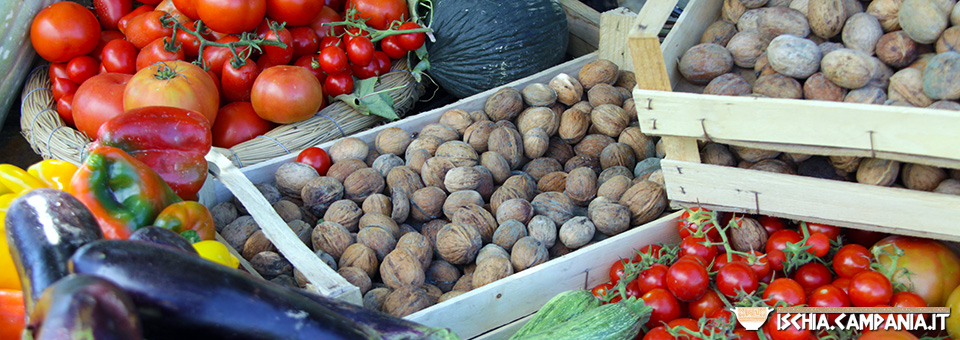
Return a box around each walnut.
[380,248,426,289]
[436,223,482,265]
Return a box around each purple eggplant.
[26,274,142,340]
[128,226,198,255]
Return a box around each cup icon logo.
[732,307,773,330]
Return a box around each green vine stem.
[321,6,434,43]
[160,16,289,70]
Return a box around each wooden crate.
[627,0,960,242]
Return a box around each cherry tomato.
[717,261,758,297]
[624,280,643,299]
[667,318,700,338]
[293,55,327,83]
[352,58,381,79]
[196,0,266,34]
[396,22,426,51]
[221,58,261,103]
[636,263,668,294]
[767,249,787,271]
[211,102,277,148]
[136,37,186,71]
[296,146,333,175]
[175,21,213,58]
[832,277,851,295]
[380,35,406,59]
[609,258,629,284]
[766,229,803,254]
[123,11,174,49]
[678,207,720,240]
[373,51,391,74]
[57,93,76,127]
[31,2,102,63]
[642,326,672,340]
[688,289,723,319]
[808,284,850,309]
[733,329,761,340]
[792,262,833,295]
[89,30,126,62]
[765,312,810,340]
[634,244,663,262]
[289,27,320,61]
[100,39,138,74]
[666,257,710,302]
[764,278,806,307]
[93,0,134,30]
[51,77,79,102]
[266,0,323,26]
[252,65,325,124]
[200,36,246,77]
[744,250,771,279]
[261,27,294,65]
[346,35,374,66]
[324,0,344,11]
[641,288,683,328]
[680,236,718,265]
[172,0,199,20]
[49,63,70,81]
[324,72,354,97]
[843,228,889,248]
[803,232,831,257]
[345,0,408,30]
[318,46,349,74]
[320,36,343,49]
[256,54,285,70]
[891,291,926,308]
[117,5,154,33]
[833,244,871,278]
[849,270,893,307]
[710,253,737,273]
[66,56,100,84]
[806,222,841,241]
[591,282,619,302]
[308,5,344,38]
[758,215,787,235]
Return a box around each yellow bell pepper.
[0,165,47,194]
[0,162,63,290]
[193,240,240,269]
[27,160,78,192]
[0,192,22,290]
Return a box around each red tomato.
[380,35,407,59]
[318,46,349,74]
[123,60,220,124]
[766,229,803,254]
[792,262,833,295]
[666,258,710,302]
[94,0,134,30]
[200,36,246,77]
[717,261,758,297]
[221,59,261,103]
[205,69,221,93]
[345,0,407,30]
[764,278,806,307]
[196,0,266,34]
[289,27,320,61]
[260,27,294,65]
[396,22,426,51]
[346,36,374,66]
[66,56,100,84]
[678,207,720,240]
[833,244,872,278]
[636,263,668,294]
[157,0,193,24]
[807,284,850,309]
[641,288,683,328]
[342,29,369,47]
[266,0,323,26]
[176,21,213,58]
[642,326,672,340]
[324,0,345,11]
[745,250,771,279]
[758,215,787,235]
[352,58,381,79]
[118,5,154,33]
[373,51,391,74]
[211,102,277,148]
[293,54,327,83]
[849,270,892,307]
[666,318,700,338]
[891,291,927,308]
[806,222,841,240]
[296,147,333,175]
[710,253,736,273]
[136,38,186,71]
[832,277,851,295]
[635,244,663,262]
[768,249,787,271]
[874,235,960,307]
[172,0,199,19]
[609,258,629,284]
[857,330,919,340]
[688,289,723,319]
[733,329,761,340]
[843,228,888,248]
[49,63,70,80]
[90,30,127,62]
[31,2,102,63]
[51,77,79,101]
[100,39,138,74]
[803,232,830,257]
[765,312,810,340]
[591,282,618,302]
[123,11,174,49]
[139,0,162,5]
[308,6,344,39]
[72,73,132,137]
[324,72,354,97]
[680,236,718,265]
[320,36,343,49]
[57,93,76,127]
[252,66,325,124]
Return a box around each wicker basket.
[20,59,425,167]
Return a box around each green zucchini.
[509,290,600,339]
[512,297,652,340]
[2,0,59,130]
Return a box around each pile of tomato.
[31,0,426,148]
[592,208,960,340]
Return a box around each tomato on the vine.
[641,288,683,328]
[680,236,718,264]
[832,277,851,295]
[758,215,786,235]
[688,289,723,319]
[766,229,803,253]
[172,0,199,20]
[352,58,381,79]
[374,51,391,74]
[890,291,926,308]
[222,59,261,103]
[634,244,663,262]
[94,0,135,31]
[808,284,851,309]
[345,0,408,30]
[666,257,710,302]
[262,27,295,65]
[843,228,888,248]
[289,27,320,61]
[666,318,700,338]
[201,36,247,77]
[848,270,893,307]
[764,278,806,307]
[136,38,186,71]
[380,35,407,59]
[296,147,333,175]
[717,261,758,297]
[66,56,100,85]
[320,36,343,49]
[642,326,672,340]
[767,248,787,271]
[833,244,871,278]
[308,5,344,38]
[745,250,771,279]
[608,258,629,284]
[396,22,425,51]
[293,55,327,83]
[211,102,277,148]
[635,263,668,294]
[265,0,323,27]
[324,72,354,97]
[765,312,811,340]
[678,207,720,240]
[346,36,375,66]
[196,0,266,34]
[806,222,841,241]
[591,282,618,302]
[100,39,138,74]
[32,2,102,63]
[803,232,831,257]
[89,30,126,62]
[175,21,211,58]
[118,5,154,33]
[318,46,349,74]
[792,262,833,295]
[123,11,174,49]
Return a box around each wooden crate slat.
[657,0,721,89]
[634,90,960,167]
[558,0,601,58]
[405,212,681,338]
[661,159,960,241]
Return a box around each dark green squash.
[426,0,569,98]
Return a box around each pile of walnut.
[676,0,960,195]
[212,59,671,318]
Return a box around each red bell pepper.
[70,145,182,239]
[153,201,216,242]
[96,106,212,200]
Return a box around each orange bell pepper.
[153,201,216,242]
[0,289,25,340]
